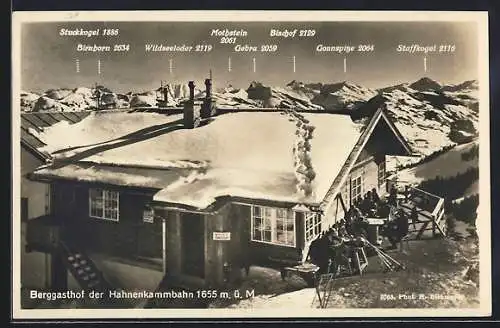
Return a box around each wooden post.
[162,217,167,275]
[315,284,323,308]
[349,178,352,207]
[44,253,51,289]
[214,214,224,286]
[295,210,305,252]
[174,212,182,275]
[432,216,436,237]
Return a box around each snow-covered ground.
[463,180,479,198]
[211,238,480,310]
[394,140,479,185]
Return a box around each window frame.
[378,160,386,188]
[351,172,363,204]
[250,205,296,247]
[304,212,322,242]
[88,188,120,222]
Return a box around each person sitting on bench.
[410,206,419,231]
[345,204,363,235]
[384,208,409,250]
[327,229,344,247]
[344,215,354,236]
[351,203,363,220]
[354,197,363,211]
[360,191,371,215]
[307,234,329,274]
[397,208,410,238]
[387,186,398,207]
[338,219,349,238]
[327,229,349,275]
[351,214,368,238]
[371,188,381,205]
[371,188,384,217]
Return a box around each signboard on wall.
[213,232,231,241]
[143,208,154,223]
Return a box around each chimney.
[201,78,216,119]
[163,83,169,104]
[205,78,212,98]
[189,81,195,101]
[184,81,200,128]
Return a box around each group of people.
[352,188,382,217]
[350,186,401,219]
[307,227,364,275]
[307,186,419,274]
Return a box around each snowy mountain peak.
[378,83,411,94]
[286,80,305,88]
[442,80,479,92]
[248,81,265,89]
[318,81,374,95]
[409,77,442,91]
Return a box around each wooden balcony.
[25,215,62,253]
[399,187,447,238]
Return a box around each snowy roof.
[32,162,184,189]
[29,110,365,209]
[21,111,92,159]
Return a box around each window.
[251,206,295,247]
[276,208,294,246]
[89,188,119,221]
[351,174,363,203]
[378,160,386,187]
[252,206,272,243]
[304,212,322,242]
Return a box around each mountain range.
[20,77,479,157]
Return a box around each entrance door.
[181,213,205,278]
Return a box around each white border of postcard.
[11,10,491,319]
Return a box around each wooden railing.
[400,187,447,238]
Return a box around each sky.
[21,21,479,93]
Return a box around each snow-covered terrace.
[30,111,363,209]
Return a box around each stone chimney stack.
[163,84,169,104]
[201,78,216,119]
[184,81,200,128]
[189,81,195,101]
[205,78,212,98]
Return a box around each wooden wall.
[205,204,229,287]
[53,182,162,260]
[321,132,389,230]
[21,149,50,220]
[161,202,306,289]
[226,204,303,270]
[164,210,181,278]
